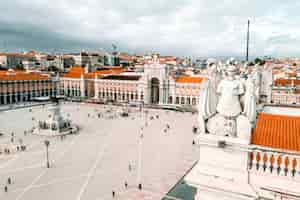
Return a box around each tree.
[254,57,265,65]
[16,63,24,70]
[48,65,59,72]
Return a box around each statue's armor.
[216,79,244,117]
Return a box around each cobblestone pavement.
[0,102,198,200]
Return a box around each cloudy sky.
[0,0,299,57]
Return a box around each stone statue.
[216,64,244,117]
[153,54,159,63]
[198,58,258,142]
[249,64,262,102]
[199,79,217,120]
[243,78,257,123]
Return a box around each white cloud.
[0,0,299,57]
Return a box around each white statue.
[249,64,262,102]
[153,54,159,63]
[198,58,258,141]
[198,79,217,119]
[243,78,257,123]
[216,64,244,117]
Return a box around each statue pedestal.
[185,135,257,200]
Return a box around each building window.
[176,97,179,104]
[192,98,196,105]
[181,97,185,104]
[187,97,191,105]
[168,96,172,104]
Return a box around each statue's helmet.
[226,57,238,66]
[227,65,238,72]
[226,64,239,77]
[206,58,217,67]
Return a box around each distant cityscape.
[0,49,299,106]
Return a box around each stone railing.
[248,147,300,177]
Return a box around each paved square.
[0,103,198,200]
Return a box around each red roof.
[274,79,300,86]
[175,76,206,84]
[63,66,124,79]
[252,113,300,152]
[0,70,50,81]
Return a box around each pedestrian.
[112,190,115,198]
[128,164,132,171]
[4,185,7,192]
[125,181,128,189]
[7,177,11,185]
[138,183,142,190]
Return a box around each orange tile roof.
[252,113,300,152]
[0,70,50,81]
[0,53,36,58]
[175,76,206,84]
[274,79,300,86]
[63,66,85,78]
[63,66,125,79]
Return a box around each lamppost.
[44,140,50,168]
[137,131,143,190]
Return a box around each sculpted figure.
[198,79,217,134]
[216,64,244,117]
[243,78,257,123]
[198,58,259,141]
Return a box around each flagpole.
[246,19,250,62]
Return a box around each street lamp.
[44,140,50,168]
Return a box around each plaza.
[0,102,198,200]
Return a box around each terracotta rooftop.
[62,66,85,79]
[252,113,300,152]
[0,70,50,81]
[274,78,300,86]
[63,66,125,79]
[175,76,206,84]
[0,53,36,58]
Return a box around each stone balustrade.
[249,147,300,177]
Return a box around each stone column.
[9,93,12,104]
[94,79,99,99]
[3,94,7,104]
[20,93,23,102]
[80,75,85,98]
[15,92,18,103]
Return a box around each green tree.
[16,63,24,70]
[254,57,265,65]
